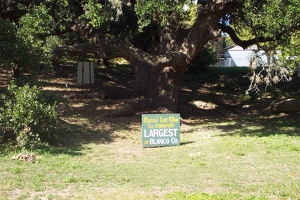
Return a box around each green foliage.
[184,3,198,28]
[0,82,62,149]
[280,31,300,72]
[17,3,63,71]
[228,0,300,94]
[0,18,38,69]
[18,4,54,37]
[134,0,192,31]
[81,0,105,28]
[0,18,18,63]
[234,0,300,41]
[0,2,66,73]
[229,0,300,79]
[289,31,300,56]
[0,18,42,72]
[188,46,218,73]
[80,0,128,28]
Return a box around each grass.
[0,116,300,199]
[1,66,300,199]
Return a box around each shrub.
[0,82,62,149]
[188,46,218,73]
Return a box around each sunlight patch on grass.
[245,125,264,131]
[165,191,245,200]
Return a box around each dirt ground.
[1,64,299,132]
[2,64,300,200]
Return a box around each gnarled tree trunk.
[145,63,187,112]
[130,60,151,98]
[130,55,188,112]
[52,1,266,114]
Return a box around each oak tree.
[1,0,299,113]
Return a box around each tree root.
[107,99,147,117]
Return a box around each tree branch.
[179,1,241,62]
[52,21,186,68]
[219,23,299,50]
[52,36,182,68]
[0,0,44,20]
[219,24,275,49]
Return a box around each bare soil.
[1,64,299,141]
[2,64,300,199]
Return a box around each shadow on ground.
[1,65,300,156]
[214,114,300,137]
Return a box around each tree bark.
[52,1,244,114]
[130,60,151,97]
[146,63,187,112]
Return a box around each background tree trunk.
[144,63,187,112]
[131,61,151,97]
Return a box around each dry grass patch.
[1,66,300,199]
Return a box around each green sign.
[142,114,180,147]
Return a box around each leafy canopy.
[1,0,299,70]
[134,0,192,30]
[233,0,299,42]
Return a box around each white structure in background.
[219,45,268,67]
